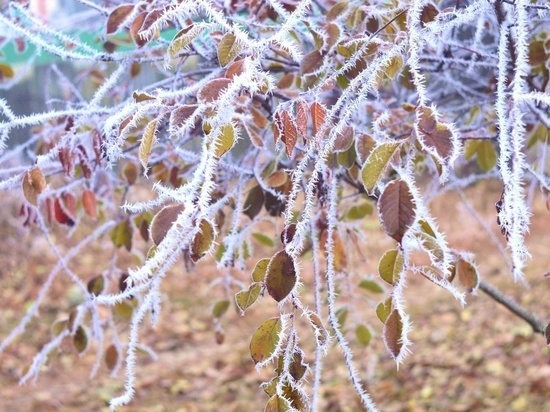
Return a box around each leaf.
[310,102,326,138]
[110,219,133,251]
[214,124,236,157]
[0,63,14,80]
[123,162,138,185]
[383,309,403,359]
[252,258,270,282]
[296,99,308,136]
[105,344,119,371]
[359,279,384,293]
[87,275,104,296]
[265,395,291,412]
[167,25,203,58]
[225,59,246,79]
[212,299,230,318]
[378,180,416,243]
[198,78,232,103]
[54,197,74,226]
[360,142,401,193]
[150,204,185,246]
[327,1,348,21]
[333,126,354,152]
[280,224,296,245]
[456,258,479,292]
[22,166,47,206]
[336,307,348,330]
[218,32,242,66]
[308,311,330,347]
[170,104,198,130]
[250,317,282,364]
[417,107,454,161]
[356,324,372,346]
[475,140,497,172]
[235,283,262,313]
[190,219,215,262]
[51,319,68,337]
[73,326,88,353]
[114,300,134,318]
[300,50,324,76]
[130,12,148,47]
[376,297,393,323]
[378,249,403,285]
[280,110,298,157]
[421,3,439,27]
[346,202,374,219]
[82,189,97,219]
[266,250,297,302]
[355,133,376,164]
[132,91,155,103]
[139,120,157,171]
[106,4,134,34]
[243,184,264,220]
[385,55,403,80]
[253,232,275,247]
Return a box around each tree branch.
[479,280,547,335]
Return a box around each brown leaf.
[243,184,264,220]
[310,101,327,138]
[383,309,403,359]
[225,59,245,79]
[82,189,97,219]
[130,12,148,47]
[170,104,198,129]
[190,219,215,262]
[106,4,134,34]
[296,99,308,136]
[150,204,185,246]
[378,180,416,243]
[280,110,298,157]
[266,250,297,302]
[198,78,232,103]
[456,258,479,292]
[417,107,453,161]
[22,166,46,206]
[140,9,162,39]
[217,32,242,66]
[301,50,324,75]
[87,275,104,296]
[250,317,282,364]
[105,344,119,371]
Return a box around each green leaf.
[378,249,403,285]
[346,202,374,220]
[419,219,436,237]
[361,142,401,193]
[252,258,270,282]
[249,317,282,364]
[87,275,105,296]
[235,283,262,313]
[73,326,88,353]
[252,232,275,247]
[355,324,372,346]
[266,250,297,302]
[476,140,497,172]
[110,219,133,251]
[217,32,242,66]
[359,279,384,293]
[212,299,230,318]
[376,298,393,324]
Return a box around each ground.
[0,181,549,412]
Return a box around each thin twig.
[479,281,547,335]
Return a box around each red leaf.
[296,99,308,137]
[280,110,298,157]
[197,78,232,103]
[130,12,148,47]
[82,190,97,219]
[310,101,326,138]
[378,180,416,243]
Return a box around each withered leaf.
[383,309,403,359]
[106,4,134,34]
[190,219,215,262]
[22,166,46,206]
[82,189,97,219]
[250,317,282,364]
[417,107,454,161]
[198,78,232,103]
[170,104,198,130]
[105,344,119,371]
[150,204,185,246]
[217,32,242,66]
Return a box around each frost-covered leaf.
[106,4,133,34]
[376,297,393,323]
[361,142,401,193]
[296,99,308,136]
[22,166,46,206]
[190,219,215,262]
[456,258,479,292]
[130,12,147,47]
[252,258,270,282]
[132,91,155,103]
[383,309,403,359]
[150,204,185,246]
[417,107,454,162]
[279,110,298,157]
[214,123,236,157]
[265,394,291,412]
[378,249,403,285]
[139,120,157,171]
[167,25,203,58]
[385,55,403,80]
[198,78,232,103]
[301,50,323,75]
[235,283,262,313]
[170,104,198,130]
[378,180,416,243]
[250,317,282,364]
[308,311,329,347]
[310,101,326,137]
[266,250,296,302]
[218,32,242,66]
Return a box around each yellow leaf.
[139,120,157,171]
